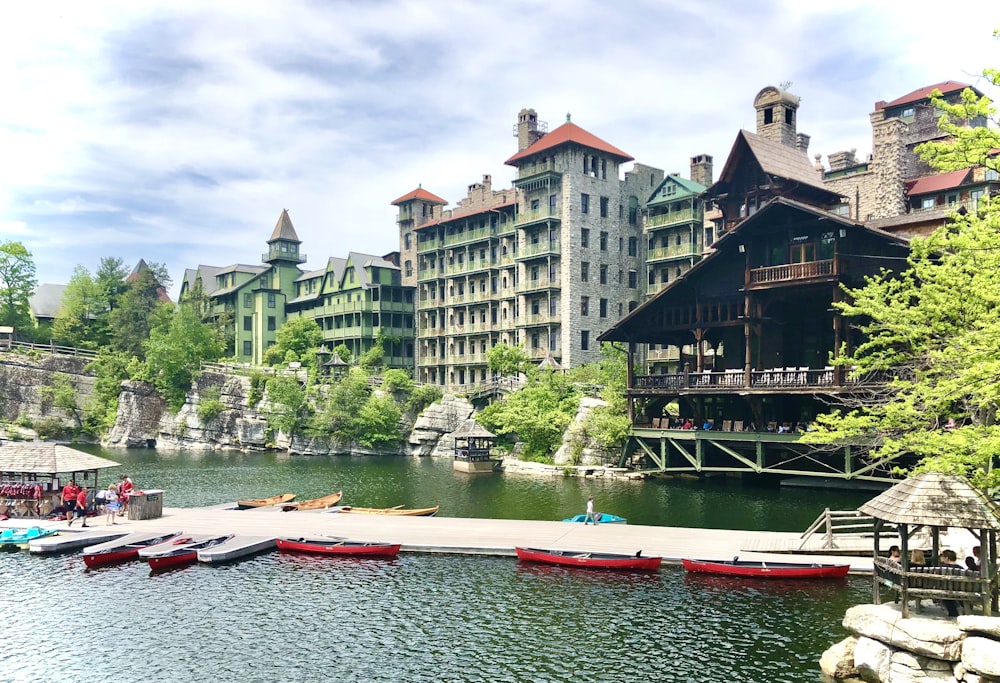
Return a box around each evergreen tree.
[107,267,171,359]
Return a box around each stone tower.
[690,154,714,188]
[515,108,547,152]
[754,86,801,148]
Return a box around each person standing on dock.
[70,486,90,528]
[118,474,134,517]
[61,480,79,522]
[584,496,596,525]
[104,485,120,526]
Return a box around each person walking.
[104,484,120,526]
[72,486,90,528]
[584,496,596,525]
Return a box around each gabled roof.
[268,209,301,243]
[879,81,974,110]
[391,186,448,206]
[505,120,633,166]
[711,130,837,200]
[905,168,973,196]
[28,283,66,320]
[859,472,1000,530]
[647,174,707,205]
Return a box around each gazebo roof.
[324,354,348,367]
[859,472,1000,530]
[0,441,121,475]
[453,419,495,439]
[537,353,563,371]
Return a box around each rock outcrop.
[822,603,1000,682]
[408,395,474,456]
[552,396,615,466]
[0,351,96,438]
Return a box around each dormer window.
[902,107,915,119]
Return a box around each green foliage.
[264,318,323,368]
[144,305,225,411]
[108,267,172,359]
[333,344,352,364]
[53,265,108,348]
[359,337,385,371]
[37,373,82,429]
[247,371,266,407]
[197,387,226,424]
[477,371,580,462]
[579,404,632,450]
[15,414,34,429]
[914,69,1000,174]
[487,343,529,376]
[355,394,403,448]
[567,343,628,409]
[83,349,137,433]
[381,368,414,394]
[314,368,372,441]
[0,240,37,330]
[405,384,442,415]
[33,417,69,441]
[265,375,311,436]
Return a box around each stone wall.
[0,352,95,435]
[821,603,1000,682]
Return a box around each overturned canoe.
[281,491,343,511]
[147,535,234,571]
[236,493,296,510]
[84,531,184,568]
[332,505,439,517]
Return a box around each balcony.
[515,241,561,260]
[519,313,559,327]
[262,249,306,264]
[516,207,560,226]
[647,281,669,296]
[645,207,699,229]
[517,279,560,295]
[648,243,700,262]
[443,226,497,247]
[749,259,835,286]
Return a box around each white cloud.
[1,0,999,296]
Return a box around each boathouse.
[0,441,120,517]
[452,419,498,474]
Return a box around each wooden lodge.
[598,119,914,482]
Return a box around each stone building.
[393,109,664,390]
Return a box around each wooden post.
[900,522,910,618]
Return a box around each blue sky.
[2,0,999,298]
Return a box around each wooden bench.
[875,558,993,614]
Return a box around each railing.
[8,341,98,359]
[516,241,561,259]
[648,243,699,261]
[516,208,560,225]
[749,259,835,285]
[443,227,496,247]
[633,367,850,391]
[798,508,882,550]
[645,207,697,229]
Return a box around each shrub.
[247,371,266,407]
[197,387,226,424]
[34,417,69,440]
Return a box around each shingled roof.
[0,442,121,474]
[859,472,1000,530]
[268,209,301,243]
[505,119,633,166]
[452,419,495,439]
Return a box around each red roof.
[391,187,448,206]
[904,168,972,196]
[414,200,517,231]
[878,81,972,110]
[505,121,633,166]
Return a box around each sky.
[2,1,999,299]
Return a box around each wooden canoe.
[334,505,439,517]
[276,537,401,558]
[236,493,296,510]
[515,547,662,570]
[280,491,343,511]
[681,558,850,579]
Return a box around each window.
[600,196,609,217]
[549,194,557,212]
[404,233,412,249]
[628,270,637,289]
[581,296,589,316]
[531,198,540,211]
[581,262,589,282]
[405,260,412,277]
[243,293,252,308]
[267,293,276,308]
[921,197,935,210]
[267,316,276,332]
[599,231,608,251]
[599,298,607,318]
[600,265,608,285]
[784,108,793,125]
[617,269,623,285]
[763,107,773,125]
[531,300,539,315]
[243,315,252,331]
[243,341,252,356]
[901,106,915,119]
[581,193,590,214]
[581,330,590,351]
[987,169,999,181]
[581,228,589,248]
[628,236,637,256]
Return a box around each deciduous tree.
[0,241,37,330]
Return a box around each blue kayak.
[0,527,57,547]
[562,513,627,524]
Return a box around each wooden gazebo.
[452,420,498,474]
[863,472,1000,616]
[0,441,121,516]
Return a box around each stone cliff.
[0,351,96,439]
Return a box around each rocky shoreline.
[821,603,1000,682]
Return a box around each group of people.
[59,475,134,527]
[665,418,815,433]
[887,544,982,617]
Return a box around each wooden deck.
[5,506,876,573]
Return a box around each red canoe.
[682,558,850,579]
[147,535,234,571]
[83,532,184,568]
[515,547,662,570]
[276,537,401,558]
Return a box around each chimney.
[690,154,714,187]
[828,148,859,172]
[482,174,492,192]
[515,108,546,152]
[796,133,811,154]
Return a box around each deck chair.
[733,420,744,432]
[722,420,733,432]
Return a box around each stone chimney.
[515,108,546,152]
[828,149,859,172]
[754,86,801,148]
[796,133,811,154]
[690,154,714,187]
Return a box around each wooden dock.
[4,506,876,573]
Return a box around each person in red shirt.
[119,475,134,517]
[71,486,90,528]
[61,480,80,522]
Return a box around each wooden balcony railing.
[749,259,835,285]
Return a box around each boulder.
[105,380,166,448]
[959,618,1000,639]
[854,636,892,682]
[963,637,1000,678]
[408,395,474,457]
[844,604,967,661]
[886,649,956,682]
[820,636,859,679]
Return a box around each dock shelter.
[0,441,120,517]
[863,472,1000,617]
